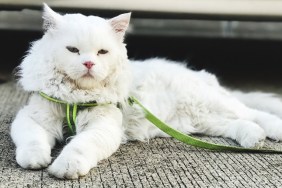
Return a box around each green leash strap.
[39,92,102,106]
[39,92,111,135]
[129,96,282,153]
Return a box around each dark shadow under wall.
[1,29,282,85]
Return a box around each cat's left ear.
[42,3,63,31]
[109,13,131,41]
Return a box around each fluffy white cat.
[11,4,282,179]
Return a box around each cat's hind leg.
[197,116,266,148]
[198,110,282,147]
[251,109,282,141]
[233,91,282,119]
[232,91,282,141]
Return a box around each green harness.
[39,92,111,135]
[40,92,282,153]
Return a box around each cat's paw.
[48,153,91,179]
[237,125,266,148]
[265,120,282,141]
[16,146,51,169]
[257,116,282,141]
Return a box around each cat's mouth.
[82,72,94,78]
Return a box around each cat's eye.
[66,46,80,54]
[98,49,108,55]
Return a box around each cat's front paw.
[16,146,51,169]
[48,153,92,179]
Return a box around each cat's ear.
[42,3,62,31]
[109,13,131,41]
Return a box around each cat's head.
[20,4,131,98]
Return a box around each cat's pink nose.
[83,61,94,69]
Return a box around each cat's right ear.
[42,3,62,31]
[109,13,131,41]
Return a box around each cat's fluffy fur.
[11,4,282,179]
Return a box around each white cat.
[11,4,282,179]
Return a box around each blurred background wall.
[1,0,282,87]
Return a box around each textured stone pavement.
[1,82,282,188]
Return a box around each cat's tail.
[232,90,282,118]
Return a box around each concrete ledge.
[2,9,282,41]
[1,0,282,19]
[2,0,282,22]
